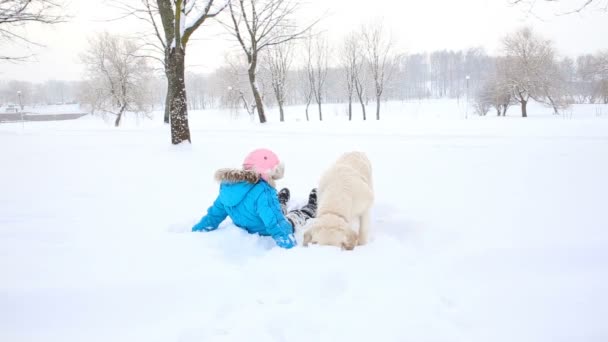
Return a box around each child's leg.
[285,188,317,231]
[278,188,290,215]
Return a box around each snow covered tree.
[226,0,316,123]
[80,32,153,127]
[0,0,66,61]
[502,27,558,117]
[129,0,228,143]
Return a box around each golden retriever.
[303,151,374,250]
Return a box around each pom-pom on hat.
[242,148,285,183]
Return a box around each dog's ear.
[303,231,312,247]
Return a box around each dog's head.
[303,215,358,250]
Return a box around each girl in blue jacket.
[192,148,317,249]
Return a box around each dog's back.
[317,152,373,220]
[333,151,372,185]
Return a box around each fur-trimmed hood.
[215,168,260,184]
[214,168,278,188]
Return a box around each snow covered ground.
[1,103,84,115]
[1,100,607,342]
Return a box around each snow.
[183,0,227,37]
[1,99,608,342]
[184,0,211,32]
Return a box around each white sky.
[1,0,607,82]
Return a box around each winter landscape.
[2,0,608,342]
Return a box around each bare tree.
[492,59,515,116]
[361,21,396,120]
[218,54,258,116]
[340,34,358,121]
[225,0,316,123]
[597,51,608,74]
[472,89,492,116]
[575,54,598,103]
[596,51,608,103]
[0,0,66,60]
[80,32,153,127]
[185,72,207,110]
[296,60,313,121]
[534,59,571,114]
[111,0,169,122]
[502,27,557,117]
[306,35,328,121]
[338,31,368,120]
[264,40,293,122]
[572,52,608,104]
[354,58,368,120]
[477,61,514,117]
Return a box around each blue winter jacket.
[192,169,296,249]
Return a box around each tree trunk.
[114,104,127,127]
[360,100,367,120]
[318,100,323,121]
[356,87,366,120]
[496,106,501,116]
[279,101,285,122]
[163,76,172,124]
[274,87,285,122]
[502,105,508,116]
[521,99,528,118]
[348,96,352,121]
[375,95,381,120]
[547,95,560,115]
[248,68,266,123]
[168,47,191,144]
[305,95,311,121]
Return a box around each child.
[192,148,317,249]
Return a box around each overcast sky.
[1,0,607,83]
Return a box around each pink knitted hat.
[242,148,285,182]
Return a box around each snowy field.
[1,99,608,342]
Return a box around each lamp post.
[17,90,22,109]
[17,90,24,128]
[465,75,470,119]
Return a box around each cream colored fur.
[303,152,373,250]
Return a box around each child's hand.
[192,221,213,232]
[273,233,297,249]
